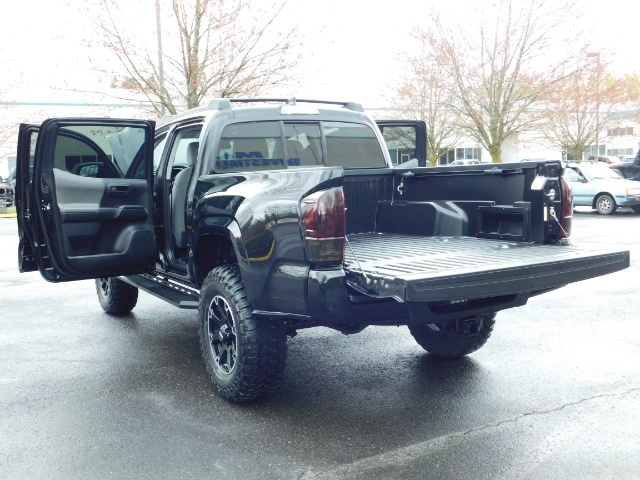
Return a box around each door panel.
[52,169,155,271]
[22,118,156,282]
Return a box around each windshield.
[578,164,622,181]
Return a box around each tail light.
[300,187,345,266]
[558,175,573,238]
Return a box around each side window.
[214,122,284,173]
[563,168,581,183]
[284,123,323,166]
[28,132,38,182]
[324,122,386,168]
[53,126,147,179]
[381,126,417,166]
[30,133,38,169]
[166,126,202,179]
[153,133,168,177]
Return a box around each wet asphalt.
[0,208,639,479]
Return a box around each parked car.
[0,175,14,207]
[564,163,640,214]
[7,166,16,191]
[520,158,562,163]
[609,158,640,182]
[587,155,620,164]
[448,159,481,165]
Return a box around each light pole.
[156,0,166,116]
[587,52,600,160]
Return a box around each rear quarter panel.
[192,167,343,315]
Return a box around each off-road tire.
[199,265,287,402]
[95,277,139,315]
[408,313,496,357]
[595,194,616,215]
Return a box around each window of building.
[438,149,455,165]
[607,127,634,136]
[607,148,634,157]
[586,144,605,157]
[455,147,481,161]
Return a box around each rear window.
[215,121,284,173]
[213,121,386,173]
[284,123,323,166]
[324,122,386,168]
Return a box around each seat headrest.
[287,139,305,156]
[186,142,199,167]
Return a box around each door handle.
[109,184,130,196]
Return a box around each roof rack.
[157,97,364,127]
[214,97,364,112]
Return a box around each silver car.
[564,163,640,215]
[448,159,481,165]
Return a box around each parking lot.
[1,208,639,480]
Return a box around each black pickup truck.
[15,98,629,401]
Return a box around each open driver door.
[16,118,156,282]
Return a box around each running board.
[120,274,200,309]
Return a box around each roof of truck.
[156,98,366,128]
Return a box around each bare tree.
[0,48,22,158]
[0,112,15,156]
[616,72,640,126]
[422,0,579,163]
[90,0,300,116]
[538,49,606,161]
[386,30,460,166]
[538,48,640,161]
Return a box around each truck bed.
[344,234,629,303]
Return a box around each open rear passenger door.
[376,120,426,167]
[17,118,156,282]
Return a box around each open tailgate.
[344,234,630,302]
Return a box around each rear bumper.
[307,268,532,325]
[307,269,408,325]
[306,235,630,326]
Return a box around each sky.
[284,0,640,105]
[1,0,639,161]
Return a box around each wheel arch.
[591,191,616,209]
[192,218,247,287]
